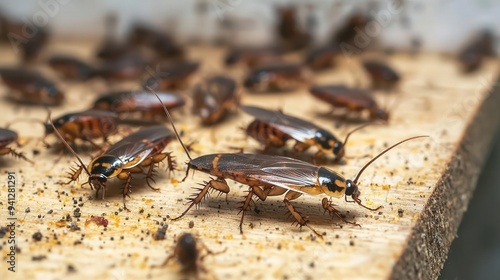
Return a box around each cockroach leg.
[321,198,360,227]
[61,164,84,185]
[141,152,173,190]
[238,187,255,234]
[283,190,322,238]
[0,147,33,164]
[172,177,230,221]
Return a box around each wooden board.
[0,41,499,280]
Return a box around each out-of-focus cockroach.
[276,6,310,51]
[192,75,238,125]
[0,128,33,163]
[95,55,149,81]
[95,14,131,61]
[150,87,427,237]
[224,47,282,68]
[458,30,496,73]
[243,63,304,92]
[47,55,96,80]
[332,13,370,45]
[361,59,400,90]
[304,44,341,71]
[93,90,185,121]
[127,23,184,59]
[310,84,389,121]
[142,61,199,90]
[0,68,64,106]
[0,16,49,62]
[52,123,176,209]
[242,105,367,162]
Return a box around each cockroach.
[95,14,131,61]
[0,128,32,163]
[0,68,64,106]
[43,110,119,148]
[304,44,341,71]
[1,16,49,62]
[361,60,400,90]
[47,55,96,80]
[243,63,304,92]
[142,61,199,91]
[276,6,310,51]
[159,233,225,275]
[150,88,427,237]
[310,84,389,121]
[458,30,495,73]
[192,75,238,125]
[93,90,185,121]
[95,55,149,82]
[332,13,370,45]
[241,105,366,162]
[224,47,282,68]
[52,123,176,209]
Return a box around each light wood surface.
[0,40,499,280]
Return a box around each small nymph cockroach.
[304,44,341,71]
[224,47,282,68]
[0,68,64,106]
[241,105,366,162]
[310,84,389,121]
[243,63,304,92]
[142,61,200,91]
[159,233,224,275]
[361,59,400,90]
[51,122,176,209]
[0,128,32,163]
[150,88,426,237]
[43,110,119,148]
[47,55,96,81]
[93,90,185,121]
[192,75,238,125]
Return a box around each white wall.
[1,0,499,52]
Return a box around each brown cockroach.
[304,44,341,71]
[243,63,304,92]
[310,84,389,121]
[192,75,238,125]
[47,55,96,81]
[0,68,64,106]
[361,59,401,90]
[224,47,282,68]
[0,128,32,163]
[150,88,427,237]
[142,61,200,91]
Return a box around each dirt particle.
[32,231,43,242]
[398,208,404,217]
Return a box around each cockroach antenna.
[353,135,429,185]
[146,86,192,161]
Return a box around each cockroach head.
[89,174,107,189]
[345,179,359,197]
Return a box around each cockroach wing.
[105,126,172,168]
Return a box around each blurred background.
[1,0,499,52]
[0,0,499,278]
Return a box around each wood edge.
[390,74,500,280]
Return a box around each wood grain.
[0,41,499,280]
